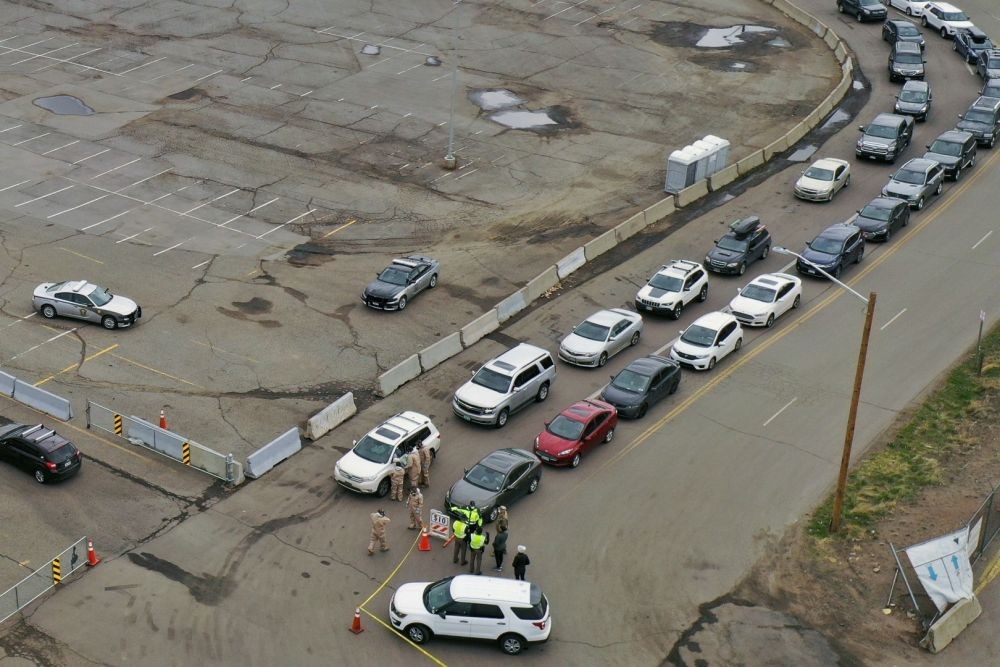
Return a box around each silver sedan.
[558,308,643,367]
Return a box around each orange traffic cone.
[159,409,167,430]
[349,608,364,634]
[86,540,101,567]
[418,527,431,552]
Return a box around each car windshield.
[942,11,969,21]
[611,369,650,393]
[965,109,995,124]
[859,0,880,6]
[860,204,892,221]
[899,89,927,103]
[352,435,395,464]
[894,52,922,64]
[928,140,961,156]
[680,324,717,347]
[377,266,409,286]
[472,367,511,393]
[465,463,505,492]
[547,415,586,441]
[987,57,1000,68]
[892,168,926,185]
[740,284,777,303]
[46,443,76,463]
[573,320,610,342]
[804,166,834,181]
[717,236,748,252]
[808,236,844,254]
[648,274,682,292]
[866,124,900,138]
[88,286,113,307]
[898,24,920,37]
[424,580,455,614]
[972,37,992,47]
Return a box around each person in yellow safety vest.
[468,525,490,575]
[451,516,470,565]
[466,500,483,528]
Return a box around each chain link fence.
[1,537,88,624]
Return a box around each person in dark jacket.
[512,544,530,581]
[493,525,509,572]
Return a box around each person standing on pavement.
[389,462,406,501]
[492,525,509,572]
[406,444,422,491]
[418,441,433,487]
[468,525,490,575]
[496,505,509,532]
[368,510,391,556]
[466,501,483,529]
[451,515,470,565]
[512,545,530,581]
[407,487,424,530]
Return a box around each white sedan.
[670,311,743,371]
[728,273,802,328]
[794,158,852,202]
[886,0,929,16]
[558,308,643,368]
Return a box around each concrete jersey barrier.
[12,379,73,421]
[419,332,463,372]
[246,427,302,479]
[377,354,421,397]
[304,393,357,440]
[0,371,14,397]
[461,310,500,347]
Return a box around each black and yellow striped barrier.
[182,442,191,465]
[52,558,62,585]
[113,414,123,436]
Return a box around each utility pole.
[442,0,461,170]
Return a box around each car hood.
[102,295,139,316]
[853,216,889,232]
[336,450,387,478]
[800,246,840,266]
[706,246,744,263]
[895,100,928,113]
[728,294,771,316]
[945,20,975,31]
[364,279,404,299]
[600,383,645,408]
[536,430,578,455]
[636,284,680,303]
[890,60,923,72]
[393,582,429,615]
[957,118,990,132]
[454,382,507,410]
[447,478,499,508]
[559,333,605,356]
[796,175,833,192]
[859,135,895,148]
[883,180,923,196]
[922,150,959,167]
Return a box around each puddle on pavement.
[470,89,524,111]
[853,80,865,90]
[361,44,380,55]
[820,108,851,131]
[695,25,776,48]
[490,110,557,129]
[767,37,791,48]
[425,56,441,66]
[33,95,94,116]
[787,144,818,162]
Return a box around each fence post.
[85,401,91,429]
[225,453,235,483]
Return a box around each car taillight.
[532,620,546,630]
[45,461,57,471]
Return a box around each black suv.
[883,19,925,50]
[599,355,681,419]
[704,216,771,276]
[924,130,977,180]
[0,423,82,483]
[856,113,914,162]
[838,0,886,22]
[888,41,926,82]
[956,96,1000,147]
[796,224,865,279]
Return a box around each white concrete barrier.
[709,163,739,191]
[784,120,810,147]
[556,247,586,280]
[304,392,357,440]
[834,42,847,64]
[525,266,559,301]
[0,371,14,397]
[461,309,500,347]
[584,229,617,261]
[613,212,648,243]
[676,180,709,207]
[246,427,301,479]
[419,332,463,372]
[812,20,828,39]
[824,28,840,50]
[377,354,421,397]
[736,149,764,176]
[643,196,675,224]
[763,136,788,161]
[921,595,982,654]
[496,290,528,323]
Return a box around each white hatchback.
[728,273,802,328]
[670,312,743,371]
[390,575,552,655]
[334,412,439,496]
[887,0,929,17]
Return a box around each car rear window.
[46,443,77,463]
[511,594,548,620]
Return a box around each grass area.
[809,321,1000,539]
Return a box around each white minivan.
[389,575,552,655]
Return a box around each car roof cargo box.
[729,216,760,238]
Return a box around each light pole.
[442,0,461,170]
[773,246,877,534]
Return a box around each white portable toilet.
[692,139,718,176]
[665,146,699,193]
[702,135,731,170]
[688,143,710,182]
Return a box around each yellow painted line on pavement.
[34,343,118,386]
[558,145,1000,503]
[975,550,1000,595]
[58,247,104,264]
[322,218,357,239]
[111,353,205,388]
[360,532,421,608]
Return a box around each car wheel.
[833,264,843,278]
[953,40,959,51]
[597,352,608,367]
[766,313,775,328]
[603,427,615,443]
[792,294,801,309]
[707,357,716,370]
[500,634,526,656]
[761,244,770,259]
[40,304,57,319]
[396,296,407,310]
[954,165,962,181]
[921,15,928,26]
[971,154,977,167]
[637,403,648,418]
[915,196,924,211]
[629,331,640,346]
[34,469,46,484]
[669,377,680,394]
[856,246,864,263]
[735,337,743,352]
[428,273,438,288]
[528,476,540,493]
[844,174,851,188]
[101,315,117,330]
[738,262,746,276]
[856,10,864,21]
[495,408,509,428]
[884,229,891,243]
[698,284,708,302]
[488,505,499,522]
[838,2,845,13]
[535,382,549,402]
[940,27,948,38]
[376,476,391,498]
[570,453,582,468]
[671,302,683,320]
[935,181,943,196]
[406,624,431,645]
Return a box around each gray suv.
[924,130,976,180]
[453,343,556,428]
[881,158,945,210]
[888,41,926,82]
[894,80,932,121]
[956,96,1000,147]
[856,113,914,162]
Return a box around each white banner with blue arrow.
[905,528,974,613]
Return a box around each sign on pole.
[429,509,450,540]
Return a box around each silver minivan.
[453,343,556,428]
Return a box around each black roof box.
[729,216,760,238]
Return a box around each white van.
[389,575,552,655]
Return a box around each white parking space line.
[81,190,176,231]
[246,197,279,214]
[0,35,21,45]
[72,148,109,164]
[0,42,120,77]
[115,168,170,192]
[544,0,591,20]
[117,56,165,74]
[41,140,79,155]
[11,132,50,145]
[269,83,282,90]
[115,227,153,244]
[239,76,253,83]
[455,167,479,180]
[8,42,78,65]
[779,259,796,272]
[4,312,36,327]
[620,16,641,26]
[762,397,798,427]
[574,6,616,25]
[191,259,211,269]
[7,327,78,362]
[152,239,190,256]
[255,210,317,239]
[48,194,108,218]
[0,123,23,133]
[192,69,223,83]
[15,184,74,206]
[0,37,53,51]
[183,187,239,214]
[0,179,30,192]
[90,158,141,179]
[146,63,194,81]
[31,47,101,72]
[879,308,907,331]
[299,90,313,97]
[972,230,993,249]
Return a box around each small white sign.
[429,509,450,540]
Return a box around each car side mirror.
[544,419,550,426]
[958,114,964,120]
[925,144,931,149]
[609,375,615,382]
[352,439,357,446]
[678,329,684,335]
[858,125,865,132]
[439,613,447,619]
[736,288,741,294]
[464,468,469,474]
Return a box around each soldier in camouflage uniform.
[368,509,391,555]
[418,441,433,487]
[406,445,422,490]
[407,487,424,530]
[390,462,406,501]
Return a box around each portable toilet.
[692,139,718,176]
[688,143,711,182]
[665,146,699,193]
[702,135,731,170]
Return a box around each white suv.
[670,311,743,371]
[390,575,552,655]
[334,412,439,496]
[453,343,556,428]
[921,2,973,37]
[634,259,709,319]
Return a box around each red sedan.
[533,399,618,468]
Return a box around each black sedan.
[853,197,910,242]
[0,423,81,483]
[599,355,681,419]
[445,448,541,523]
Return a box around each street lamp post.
[772,247,877,534]
[442,1,461,170]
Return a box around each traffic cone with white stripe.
[419,527,431,552]
[349,608,364,634]
[86,540,101,567]
[159,409,168,430]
